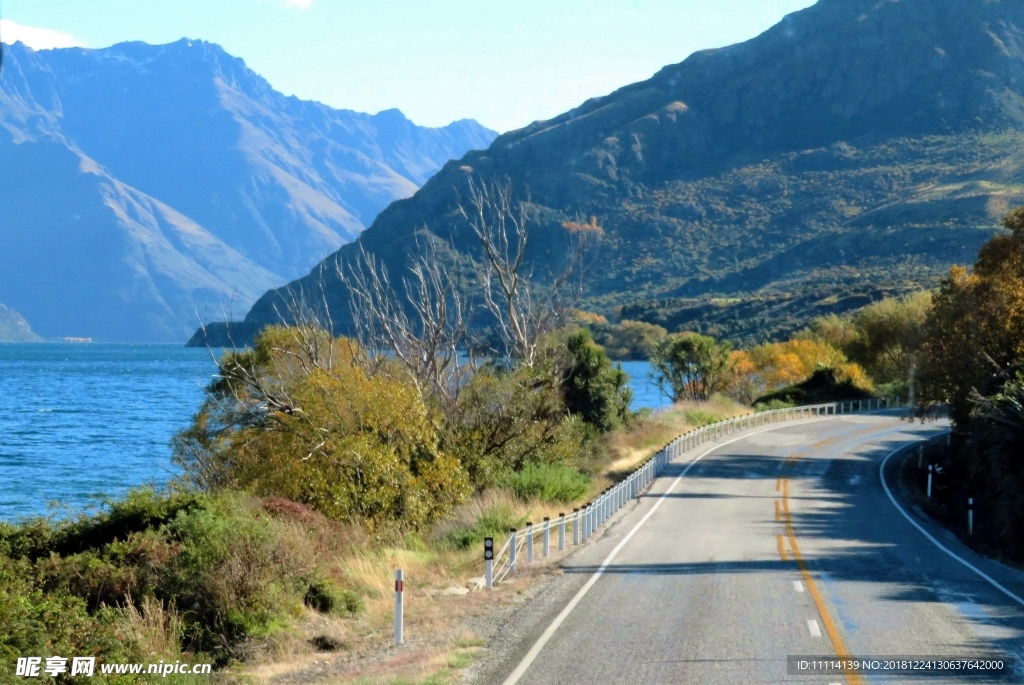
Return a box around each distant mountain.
[0,302,40,342]
[213,0,1024,348]
[0,40,496,342]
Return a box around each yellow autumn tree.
[920,208,1024,425]
[728,338,869,404]
[174,326,469,533]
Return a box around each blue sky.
[0,0,816,132]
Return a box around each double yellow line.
[777,440,865,685]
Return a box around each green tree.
[652,333,734,402]
[563,329,632,431]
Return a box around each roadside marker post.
[394,569,404,645]
[509,529,517,574]
[526,522,534,562]
[572,509,579,545]
[484,538,494,589]
[927,465,934,498]
[543,518,550,557]
[558,514,565,551]
[968,498,974,536]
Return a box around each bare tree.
[338,239,471,404]
[458,178,585,367]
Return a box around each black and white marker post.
[484,537,494,589]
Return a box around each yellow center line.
[777,534,789,561]
[782,477,864,685]
[774,499,782,522]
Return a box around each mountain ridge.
[209,0,1024,347]
[0,39,496,341]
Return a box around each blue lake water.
[0,344,667,522]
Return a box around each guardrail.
[484,397,898,586]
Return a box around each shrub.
[563,329,632,432]
[497,463,591,504]
[444,361,584,487]
[682,409,718,427]
[0,555,139,683]
[439,503,523,550]
[174,327,470,532]
[304,579,363,616]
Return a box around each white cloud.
[282,0,315,8]
[0,19,85,50]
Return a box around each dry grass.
[603,395,750,479]
[122,595,184,661]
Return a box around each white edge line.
[499,415,840,685]
[880,439,1024,608]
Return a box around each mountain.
[0,302,40,342]
[0,40,496,342]
[200,0,1024,348]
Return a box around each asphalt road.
[473,413,1024,685]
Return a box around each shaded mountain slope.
[215,0,1024,347]
[0,40,495,341]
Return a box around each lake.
[0,344,667,522]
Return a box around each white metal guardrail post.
[526,522,534,562]
[394,569,404,645]
[573,508,579,545]
[543,517,550,557]
[558,513,565,551]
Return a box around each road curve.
[472,413,1024,685]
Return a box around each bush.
[6,490,327,666]
[304,579,363,616]
[439,503,523,550]
[0,555,138,683]
[682,409,718,427]
[497,463,591,504]
[444,360,586,487]
[174,327,470,533]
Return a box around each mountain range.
[205,0,1024,348]
[0,39,496,342]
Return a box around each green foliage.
[752,399,796,411]
[174,326,470,533]
[1,489,337,667]
[563,329,632,432]
[0,555,137,683]
[652,333,734,402]
[682,409,719,427]
[496,463,591,504]
[809,291,932,387]
[444,357,584,488]
[964,371,1024,553]
[304,579,363,616]
[752,368,874,407]
[587,320,668,360]
[439,504,524,551]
